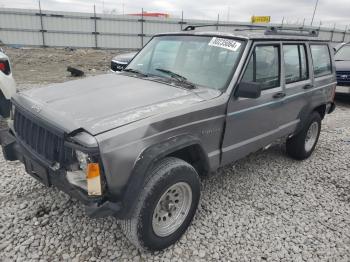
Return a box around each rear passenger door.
[222,42,288,165]
[281,43,312,127]
[281,42,335,130]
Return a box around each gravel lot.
[1,48,350,261]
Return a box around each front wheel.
[286,111,321,160]
[120,157,200,251]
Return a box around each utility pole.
[93,4,98,49]
[38,0,46,47]
[311,0,319,26]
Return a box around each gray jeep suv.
[0,27,336,251]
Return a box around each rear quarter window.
[310,44,332,77]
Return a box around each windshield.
[126,35,244,90]
[335,45,350,61]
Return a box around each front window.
[241,45,280,90]
[126,35,244,90]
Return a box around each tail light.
[0,60,11,75]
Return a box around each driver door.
[222,42,296,165]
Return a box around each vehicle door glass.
[242,45,280,90]
[310,45,332,77]
[335,45,350,61]
[283,44,308,84]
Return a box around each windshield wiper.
[123,68,148,77]
[155,68,196,89]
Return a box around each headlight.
[75,150,89,171]
[68,132,102,196]
[74,150,102,196]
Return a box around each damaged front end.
[0,104,121,218]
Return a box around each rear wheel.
[120,157,200,251]
[286,111,321,160]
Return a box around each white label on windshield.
[208,37,241,51]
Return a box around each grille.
[14,108,73,164]
[111,61,127,71]
[336,71,350,85]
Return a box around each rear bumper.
[336,85,350,94]
[326,102,336,114]
[0,128,122,218]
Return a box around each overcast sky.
[1,0,349,28]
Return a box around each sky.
[1,0,349,29]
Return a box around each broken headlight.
[66,132,102,196]
[75,150,89,171]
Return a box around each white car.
[0,49,16,119]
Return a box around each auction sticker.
[208,37,241,51]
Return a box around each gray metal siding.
[0,8,349,49]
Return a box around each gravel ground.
[0,48,350,261]
[2,47,128,86]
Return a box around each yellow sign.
[251,16,271,24]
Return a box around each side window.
[242,45,280,90]
[335,45,350,61]
[310,44,332,77]
[283,44,308,84]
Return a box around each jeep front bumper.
[0,128,122,218]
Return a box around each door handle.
[303,84,313,90]
[273,92,286,99]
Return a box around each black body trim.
[117,135,209,218]
[0,128,121,218]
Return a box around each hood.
[14,74,217,135]
[335,60,350,71]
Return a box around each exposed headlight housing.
[75,150,89,171]
[66,132,102,196]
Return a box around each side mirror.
[235,81,261,99]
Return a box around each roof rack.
[182,24,319,37]
[265,26,319,37]
[182,24,266,31]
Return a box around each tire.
[286,111,322,160]
[0,90,11,119]
[120,157,200,251]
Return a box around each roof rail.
[182,24,319,37]
[265,26,319,37]
[182,24,266,31]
